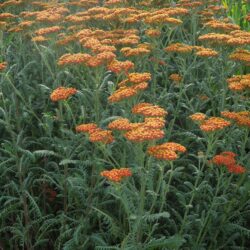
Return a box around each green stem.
[195,168,223,245]
[179,134,215,235]
[149,163,164,213]
[159,161,174,213]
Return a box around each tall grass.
[223,0,250,29]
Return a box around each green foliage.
[0,0,250,250]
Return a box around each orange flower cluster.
[77,29,139,47]
[75,123,114,144]
[75,123,98,133]
[144,15,182,25]
[128,72,151,84]
[199,117,231,132]
[147,142,186,161]
[189,113,207,122]
[195,47,218,57]
[145,29,161,37]
[108,118,132,131]
[0,62,7,71]
[169,73,182,82]
[165,43,194,54]
[32,36,48,42]
[118,103,168,142]
[221,111,250,128]
[108,72,151,103]
[50,87,77,102]
[57,52,116,68]
[107,60,134,74]
[57,53,92,66]
[132,103,168,117]
[101,168,132,182]
[198,33,232,45]
[120,47,150,57]
[89,129,114,144]
[211,152,246,174]
[0,0,23,8]
[108,86,138,103]
[229,49,250,64]
[143,117,165,129]
[56,34,76,46]
[35,7,69,23]
[124,126,165,142]
[35,26,62,36]
[198,30,250,46]
[227,30,250,46]
[226,74,250,91]
[0,13,16,20]
[176,0,203,8]
[204,19,240,32]
[165,43,218,57]
[104,0,124,6]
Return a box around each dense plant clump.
[0,0,249,249]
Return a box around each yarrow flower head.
[132,103,168,117]
[189,113,207,122]
[147,142,187,161]
[0,62,7,71]
[221,110,250,128]
[108,118,132,131]
[75,123,98,133]
[50,87,77,102]
[89,129,115,144]
[226,74,250,92]
[211,151,247,174]
[124,125,165,142]
[199,117,231,132]
[100,168,132,182]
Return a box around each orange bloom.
[101,168,132,182]
[143,117,165,129]
[227,164,247,174]
[189,113,207,122]
[89,129,114,144]
[147,142,186,161]
[204,19,240,32]
[211,152,247,174]
[128,72,151,84]
[200,117,231,132]
[124,126,165,142]
[0,13,16,19]
[211,154,236,167]
[195,48,218,57]
[108,118,132,131]
[132,103,167,117]
[107,60,134,74]
[229,49,250,64]
[50,87,77,102]
[158,142,187,152]
[221,111,250,128]
[75,123,98,133]
[169,73,182,82]
[108,86,137,103]
[226,74,250,92]
[145,29,161,37]
[0,62,7,71]
[165,43,194,54]
[35,26,62,36]
[58,53,92,66]
[32,36,48,42]
[120,47,150,57]
[148,148,178,161]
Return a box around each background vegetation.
[0,0,249,249]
